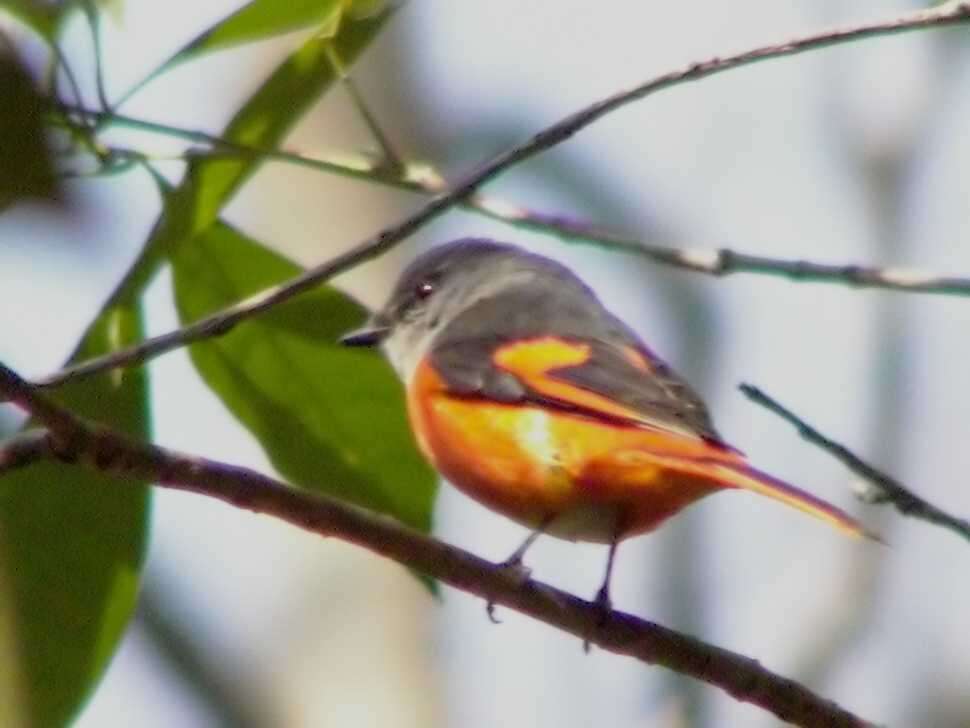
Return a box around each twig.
[740,383,970,543]
[48,43,88,120]
[0,361,872,727]
[81,0,112,113]
[58,120,970,298]
[39,2,970,388]
[325,45,403,173]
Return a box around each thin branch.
[325,45,404,173]
[39,2,970,389]
[81,0,112,112]
[49,43,87,119]
[0,362,873,728]
[68,123,970,297]
[740,383,970,543]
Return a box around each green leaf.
[124,0,390,105]
[0,305,151,728]
[0,1,102,41]
[167,0,343,67]
[0,49,59,209]
[171,221,436,534]
[143,5,391,247]
[0,1,59,39]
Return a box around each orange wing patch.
[493,337,654,426]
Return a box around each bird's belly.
[408,392,718,543]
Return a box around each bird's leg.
[487,516,551,623]
[584,536,620,652]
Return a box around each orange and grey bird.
[342,238,868,610]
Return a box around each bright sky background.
[2,1,969,727]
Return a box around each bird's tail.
[708,460,877,540]
[638,449,876,540]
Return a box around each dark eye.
[415,280,436,300]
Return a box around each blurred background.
[2,1,969,726]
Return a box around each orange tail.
[635,448,876,540]
[706,461,877,540]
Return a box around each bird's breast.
[406,359,720,542]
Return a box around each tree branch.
[63,129,970,298]
[35,1,970,390]
[740,383,970,543]
[0,361,873,727]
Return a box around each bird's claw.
[486,600,502,624]
[583,587,613,653]
[485,556,534,623]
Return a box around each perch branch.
[0,361,873,728]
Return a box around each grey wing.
[427,280,726,443]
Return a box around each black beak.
[339,325,390,347]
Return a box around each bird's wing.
[430,334,730,449]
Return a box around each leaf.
[0,1,59,39]
[171,221,436,534]
[0,1,103,41]
[0,49,59,209]
[127,0,390,101]
[94,0,124,24]
[150,5,391,246]
[166,0,343,67]
[0,305,151,728]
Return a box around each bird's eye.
[415,280,436,300]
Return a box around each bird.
[341,238,869,614]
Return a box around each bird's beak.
[339,324,391,347]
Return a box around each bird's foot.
[485,556,533,624]
[583,586,613,653]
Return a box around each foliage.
[0,2,430,725]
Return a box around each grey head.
[340,237,608,382]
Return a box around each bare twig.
[39,2,970,389]
[81,0,112,113]
[0,362,874,727]
[740,383,970,543]
[59,123,970,298]
[325,45,404,173]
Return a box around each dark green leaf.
[171,221,436,533]
[0,49,59,209]
[0,305,151,728]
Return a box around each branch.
[0,362,873,727]
[63,125,970,298]
[325,44,404,174]
[740,384,970,544]
[39,1,970,389]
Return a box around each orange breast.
[407,359,727,542]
